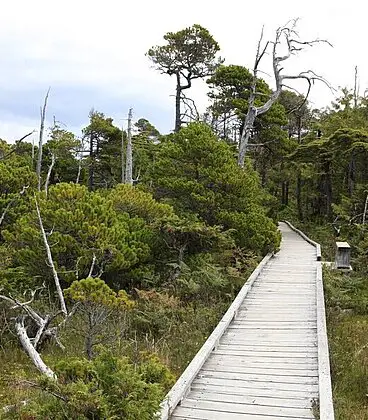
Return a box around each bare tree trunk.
[88,133,94,191]
[35,197,67,315]
[44,154,55,196]
[15,317,56,378]
[353,65,359,108]
[32,136,35,162]
[0,202,13,228]
[237,21,331,167]
[36,89,50,191]
[125,108,133,185]
[121,124,125,183]
[175,75,181,133]
[238,107,257,166]
[363,194,368,224]
[76,160,82,184]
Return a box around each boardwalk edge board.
[285,220,334,420]
[282,220,322,261]
[159,252,274,419]
[316,261,335,420]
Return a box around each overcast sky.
[0,0,366,143]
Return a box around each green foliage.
[108,184,174,223]
[147,24,222,130]
[82,110,123,188]
[0,141,36,194]
[65,277,135,308]
[147,24,222,80]
[172,253,228,299]
[130,287,229,373]
[135,118,160,138]
[150,122,280,253]
[44,123,81,184]
[9,352,170,420]
[206,64,291,180]
[0,141,36,230]
[207,64,287,126]
[3,183,152,289]
[137,352,175,390]
[324,269,368,314]
[323,269,368,419]
[216,209,281,252]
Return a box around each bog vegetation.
[0,21,367,419]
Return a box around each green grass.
[0,296,229,416]
[324,269,368,419]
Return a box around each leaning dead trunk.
[15,317,56,379]
[238,21,331,167]
[35,197,67,315]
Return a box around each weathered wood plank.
[193,378,318,396]
[179,399,315,418]
[217,341,317,354]
[190,382,317,400]
[172,410,310,420]
[316,261,335,420]
[187,390,313,409]
[202,363,318,377]
[198,370,318,385]
[208,358,318,371]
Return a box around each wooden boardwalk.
[160,222,334,420]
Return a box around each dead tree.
[363,194,368,225]
[44,153,56,197]
[0,288,57,378]
[125,108,133,185]
[35,197,67,315]
[238,20,332,167]
[0,197,75,378]
[353,65,359,108]
[121,122,125,183]
[36,89,50,190]
[180,93,200,124]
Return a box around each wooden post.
[335,242,351,269]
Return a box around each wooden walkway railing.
[159,222,334,420]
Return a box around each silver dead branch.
[0,197,70,378]
[36,88,50,191]
[238,19,332,167]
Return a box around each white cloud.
[0,0,367,139]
